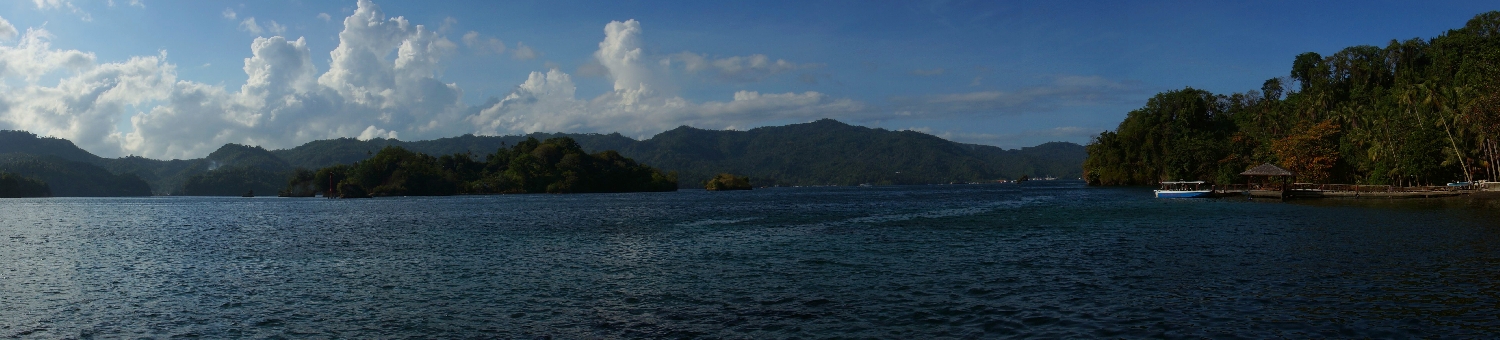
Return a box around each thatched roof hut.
[1240,163,1293,177]
[1240,163,1293,192]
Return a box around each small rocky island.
[705,173,752,191]
[293,136,678,197]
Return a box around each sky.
[0,0,1494,159]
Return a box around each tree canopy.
[272,119,1086,187]
[0,171,50,198]
[0,119,1087,195]
[705,173,752,191]
[0,153,151,196]
[1086,11,1500,186]
[308,136,678,197]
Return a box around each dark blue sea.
[4,181,1500,338]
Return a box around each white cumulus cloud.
[466,20,865,138]
[2,0,471,159]
[35,0,91,21]
[595,20,655,101]
[0,16,16,41]
[357,125,397,140]
[0,28,169,156]
[0,28,96,81]
[0,0,879,159]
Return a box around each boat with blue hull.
[1154,181,1213,198]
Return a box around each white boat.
[1154,181,1213,198]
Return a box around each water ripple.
[2,183,1499,337]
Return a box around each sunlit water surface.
[4,182,1500,338]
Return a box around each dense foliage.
[0,119,1085,195]
[308,137,678,197]
[271,133,638,170]
[705,173,752,191]
[0,154,152,196]
[0,130,101,163]
[0,130,194,195]
[619,120,1083,186]
[0,171,50,198]
[177,166,288,196]
[1086,12,1500,186]
[270,120,1085,187]
[174,144,296,196]
[279,168,318,197]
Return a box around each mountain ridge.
[0,120,1084,195]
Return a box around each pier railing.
[1213,183,1475,192]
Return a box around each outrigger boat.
[1154,181,1213,198]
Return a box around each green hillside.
[101,156,200,196]
[271,119,1085,187]
[1085,11,1500,186]
[175,144,296,196]
[0,130,103,164]
[0,153,151,196]
[269,133,640,169]
[0,171,50,198]
[612,120,1084,186]
[304,137,677,197]
[0,119,1085,195]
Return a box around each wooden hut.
[1240,163,1294,198]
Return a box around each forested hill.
[0,119,1085,195]
[0,130,103,163]
[610,119,1083,186]
[270,119,1085,187]
[269,132,639,169]
[0,131,152,196]
[1086,11,1500,187]
[0,153,151,196]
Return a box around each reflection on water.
[2,183,1498,338]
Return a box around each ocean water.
[3,181,1499,338]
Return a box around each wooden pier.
[1214,183,1482,199]
[1218,163,1492,199]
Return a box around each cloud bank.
[468,19,861,138]
[0,0,1132,159]
[1,0,470,158]
[0,1,866,159]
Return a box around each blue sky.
[0,0,1493,159]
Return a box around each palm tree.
[1421,83,1473,183]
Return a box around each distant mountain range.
[0,119,1085,196]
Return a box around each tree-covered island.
[291,136,678,197]
[704,173,752,191]
[1085,12,1500,187]
[0,172,50,198]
